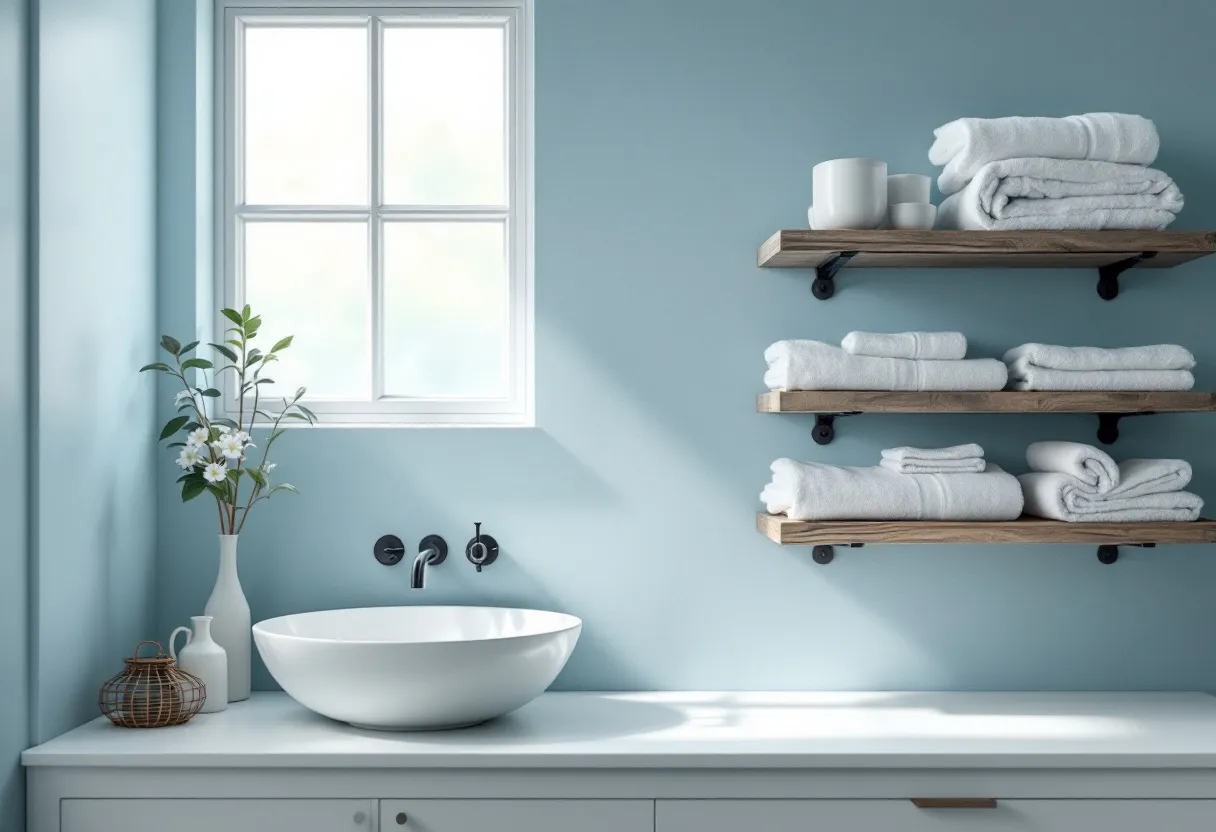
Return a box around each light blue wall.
[0,0,28,826]
[33,0,159,741]
[160,0,1216,691]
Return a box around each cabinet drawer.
[62,799,374,832]
[657,799,1216,831]
[381,799,654,832]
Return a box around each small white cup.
[812,158,887,230]
[887,173,931,205]
[889,202,937,230]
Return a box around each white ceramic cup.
[889,202,938,230]
[812,158,887,230]
[887,173,931,205]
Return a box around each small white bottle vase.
[205,534,252,701]
[169,616,229,713]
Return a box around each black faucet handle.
[465,522,499,573]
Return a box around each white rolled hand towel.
[842,331,968,360]
[929,112,1160,196]
[1019,472,1203,522]
[936,158,1182,232]
[1025,441,1120,492]
[881,444,986,474]
[761,459,1023,522]
[764,340,1007,392]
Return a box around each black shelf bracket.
[1096,411,1155,445]
[1096,251,1157,300]
[811,543,865,565]
[811,412,859,445]
[812,250,859,300]
[1097,542,1156,565]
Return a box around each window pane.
[244,26,368,204]
[243,222,370,399]
[382,26,505,206]
[383,222,507,398]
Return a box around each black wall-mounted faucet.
[374,533,448,589]
[465,522,499,573]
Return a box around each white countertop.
[23,691,1216,769]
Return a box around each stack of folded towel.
[761,457,1023,522]
[881,443,986,474]
[765,331,1007,391]
[1004,343,1195,391]
[929,113,1184,231]
[1019,441,1203,522]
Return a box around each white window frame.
[215,0,534,426]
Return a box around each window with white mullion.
[219,1,531,425]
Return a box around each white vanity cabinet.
[657,799,1216,832]
[24,692,1216,832]
[61,799,375,832]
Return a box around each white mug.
[887,173,931,205]
[812,158,887,230]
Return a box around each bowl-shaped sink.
[253,606,581,730]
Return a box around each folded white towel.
[1025,441,1120,491]
[1107,458,1194,500]
[880,458,987,474]
[842,331,968,360]
[761,459,1023,521]
[1004,343,1196,373]
[936,158,1183,231]
[1007,368,1195,391]
[764,340,1008,392]
[929,113,1160,196]
[881,443,985,474]
[1019,472,1203,522]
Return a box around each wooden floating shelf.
[757,230,1216,300]
[757,513,1216,564]
[757,391,1216,446]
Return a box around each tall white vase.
[204,534,251,702]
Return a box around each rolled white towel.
[881,444,986,474]
[761,459,1023,522]
[1019,472,1203,522]
[936,158,1183,231]
[1004,343,1196,372]
[764,340,1007,392]
[929,113,1160,196]
[1007,368,1195,392]
[842,331,968,361]
[1026,441,1120,492]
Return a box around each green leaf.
[244,316,262,335]
[247,468,267,488]
[264,428,287,452]
[212,417,240,430]
[271,336,293,352]
[296,404,317,424]
[242,304,251,320]
[160,335,182,355]
[167,442,187,448]
[159,415,190,441]
[205,483,228,501]
[226,468,245,483]
[199,388,221,398]
[294,387,306,402]
[181,479,206,502]
[139,362,172,373]
[180,358,213,371]
[269,483,299,496]
[254,378,274,386]
[179,340,199,356]
[284,412,309,421]
[221,308,244,326]
[210,343,239,363]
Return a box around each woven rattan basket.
[99,641,206,728]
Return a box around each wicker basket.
[99,641,206,728]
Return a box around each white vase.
[169,615,229,713]
[204,534,251,702]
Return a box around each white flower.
[216,424,232,435]
[186,427,210,448]
[262,462,276,475]
[212,433,245,459]
[174,390,197,408]
[235,430,252,445]
[202,462,227,483]
[175,446,203,470]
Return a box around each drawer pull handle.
[396,812,408,825]
[912,798,998,809]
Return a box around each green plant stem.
[235,397,286,535]
[171,359,227,530]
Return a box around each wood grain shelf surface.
[757,230,1216,269]
[757,513,1216,546]
[758,390,1216,414]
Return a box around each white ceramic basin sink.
[253,606,581,731]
